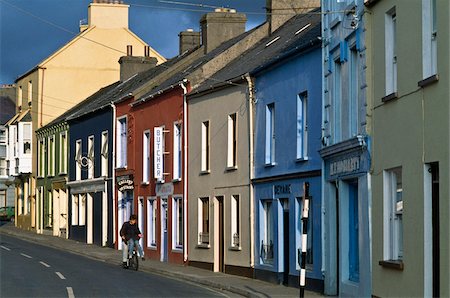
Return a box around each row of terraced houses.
[2,0,449,297]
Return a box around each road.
[0,233,232,297]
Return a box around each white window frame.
[231,195,240,248]
[422,0,437,79]
[297,93,308,160]
[385,7,397,96]
[88,135,94,179]
[79,194,86,226]
[349,48,359,137]
[261,200,274,264]
[18,86,22,110]
[28,80,32,104]
[172,196,183,250]
[72,194,79,226]
[383,167,403,261]
[333,60,342,143]
[143,130,150,183]
[227,113,237,168]
[147,197,157,247]
[201,121,210,172]
[117,116,127,168]
[101,131,108,177]
[48,135,55,176]
[22,123,31,155]
[173,123,182,181]
[265,103,275,165]
[38,138,45,177]
[198,197,209,244]
[59,131,67,174]
[75,140,82,180]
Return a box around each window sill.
[172,247,183,253]
[379,260,404,271]
[225,166,238,172]
[199,170,210,176]
[418,74,439,88]
[229,246,241,251]
[147,245,157,250]
[382,92,398,103]
[196,243,210,249]
[265,163,276,168]
[58,172,67,176]
[141,181,149,186]
[296,157,309,162]
[172,178,181,183]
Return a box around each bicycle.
[126,245,139,271]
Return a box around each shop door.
[282,199,289,285]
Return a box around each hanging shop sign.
[117,175,134,192]
[154,127,163,180]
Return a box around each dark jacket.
[120,221,141,241]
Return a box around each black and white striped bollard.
[300,182,310,298]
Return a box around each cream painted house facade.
[366,0,449,297]
[11,0,165,231]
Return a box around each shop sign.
[273,184,291,196]
[330,156,360,177]
[326,150,369,181]
[156,182,173,197]
[154,127,163,180]
[117,176,134,192]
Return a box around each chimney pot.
[127,45,133,56]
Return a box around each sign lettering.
[154,127,163,180]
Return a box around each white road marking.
[66,287,75,298]
[55,272,66,280]
[0,245,11,251]
[39,261,51,268]
[20,253,32,258]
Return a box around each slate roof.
[133,24,264,105]
[191,10,321,95]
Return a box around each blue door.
[348,181,359,282]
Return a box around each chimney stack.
[200,8,247,54]
[119,55,158,82]
[266,0,320,33]
[179,29,201,55]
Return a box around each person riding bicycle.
[120,214,145,268]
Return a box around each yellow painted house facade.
[11,0,165,231]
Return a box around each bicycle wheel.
[129,253,139,271]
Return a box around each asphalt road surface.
[0,233,232,297]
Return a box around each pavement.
[0,222,324,298]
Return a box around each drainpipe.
[40,67,46,128]
[180,79,188,263]
[110,102,117,246]
[245,74,255,268]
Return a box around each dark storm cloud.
[0,0,265,84]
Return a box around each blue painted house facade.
[252,22,323,289]
[320,0,371,296]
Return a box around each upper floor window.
[385,7,397,96]
[265,103,275,165]
[28,81,32,104]
[88,135,94,179]
[22,123,31,155]
[349,48,359,136]
[297,93,308,160]
[18,86,22,111]
[173,123,182,180]
[38,138,45,177]
[117,117,127,168]
[333,60,342,143]
[48,135,55,176]
[383,167,403,261]
[143,130,150,183]
[75,139,82,180]
[227,113,237,168]
[101,131,108,177]
[59,132,67,174]
[201,121,210,172]
[422,0,437,79]
[0,128,6,144]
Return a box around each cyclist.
[120,214,145,268]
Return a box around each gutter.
[180,79,188,263]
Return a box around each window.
[0,129,6,143]
[18,86,22,110]
[88,136,94,179]
[147,198,157,247]
[349,49,359,137]
[227,114,237,168]
[75,140,82,180]
[117,117,127,168]
[333,60,342,143]
[28,81,32,103]
[60,132,67,174]
[384,167,403,261]
[297,93,308,159]
[385,8,397,95]
[265,103,275,165]
[142,130,150,183]
[231,195,240,247]
[48,135,55,176]
[38,138,45,177]
[422,0,437,78]
[173,123,182,180]
[79,194,86,226]
[101,131,108,177]
[72,195,79,225]
[198,197,209,244]
[23,123,31,154]
[261,200,274,263]
[173,197,183,249]
[201,121,209,172]
[0,159,6,176]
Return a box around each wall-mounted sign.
[274,184,291,196]
[330,156,360,177]
[325,150,369,181]
[117,175,134,192]
[156,182,174,197]
[154,127,163,180]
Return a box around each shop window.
[198,197,209,244]
[173,197,183,249]
[261,200,274,264]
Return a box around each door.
[282,199,289,285]
[161,197,168,262]
[216,196,224,272]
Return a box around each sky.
[0,0,266,84]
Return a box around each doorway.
[282,199,290,285]
[214,196,224,272]
[161,197,168,262]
